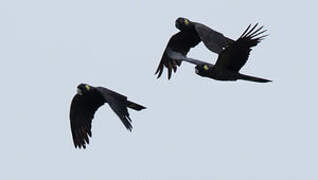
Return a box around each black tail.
[127,100,146,111]
[239,73,272,83]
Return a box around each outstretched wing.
[215,23,267,72]
[96,87,133,131]
[194,22,234,54]
[166,48,211,66]
[70,93,105,149]
[155,30,201,79]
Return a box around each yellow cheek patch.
[85,85,90,91]
[184,19,190,25]
[203,65,209,70]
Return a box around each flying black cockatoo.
[155,17,234,79]
[167,23,271,83]
[69,83,146,149]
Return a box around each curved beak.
[77,88,83,95]
[175,20,181,29]
[195,68,199,74]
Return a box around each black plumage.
[70,83,146,149]
[155,17,233,79]
[167,24,271,83]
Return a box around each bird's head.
[175,17,192,31]
[195,64,210,76]
[77,83,92,95]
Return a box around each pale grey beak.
[77,88,83,95]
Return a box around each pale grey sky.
[0,0,317,179]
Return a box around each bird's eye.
[203,65,209,70]
[85,85,90,91]
[184,19,190,25]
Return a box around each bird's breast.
[207,68,238,81]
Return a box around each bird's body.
[167,28,201,55]
[195,64,270,82]
[70,83,146,149]
[196,65,239,81]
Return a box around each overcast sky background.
[0,0,317,179]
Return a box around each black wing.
[96,87,133,131]
[193,22,234,54]
[166,48,211,66]
[215,24,267,72]
[70,92,105,149]
[155,30,201,79]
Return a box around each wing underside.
[194,22,234,54]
